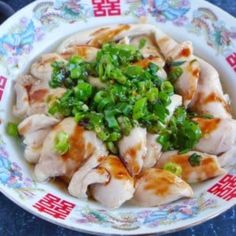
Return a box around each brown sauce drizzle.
[89,25,130,47]
[143,169,175,196]
[29,89,48,103]
[62,126,86,164]
[193,117,220,134]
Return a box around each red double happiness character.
[33,193,75,220]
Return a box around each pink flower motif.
[65,0,81,13]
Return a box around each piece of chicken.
[155,39,200,107]
[60,45,98,62]
[28,54,67,115]
[143,133,162,169]
[30,53,66,82]
[90,155,135,208]
[131,35,167,80]
[157,151,225,183]
[189,58,232,118]
[34,117,107,182]
[118,127,147,176]
[69,155,135,208]
[18,114,59,163]
[13,74,37,118]
[193,117,236,155]
[68,155,107,198]
[133,168,193,207]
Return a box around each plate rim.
[0,0,236,235]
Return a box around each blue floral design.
[0,17,44,66]
[0,137,42,199]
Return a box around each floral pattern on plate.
[0,135,43,199]
[70,193,218,230]
[187,7,236,54]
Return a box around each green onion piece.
[54,131,70,155]
[132,97,147,120]
[188,153,202,166]
[6,122,19,137]
[139,38,147,49]
[170,61,186,67]
[104,110,119,129]
[169,67,183,82]
[147,87,159,103]
[163,162,182,177]
[74,82,92,101]
[160,81,174,94]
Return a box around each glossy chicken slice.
[193,117,236,155]
[118,127,147,176]
[143,133,162,169]
[18,114,59,163]
[13,82,29,118]
[190,58,232,118]
[157,151,225,183]
[90,155,135,208]
[13,74,37,118]
[60,45,98,62]
[156,39,200,107]
[68,155,107,198]
[18,114,59,136]
[23,129,50,163]
[133,168,193,207]
[34,117,107,181]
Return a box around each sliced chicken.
[18,114,59,136]
[69,155,134,208]
[68,155,107,198]
[30,53,66,82]
[118,127,147,176]
[133,168,193,207]
[193,117,236,155]
[18,114,59,163]
[13,82,30,118]
[157,151,225,183]
[90,155,135,208]
[34,117,107,182]
[60,45,99,62]
[143,133,162,169]
[190,58,232,118]
[156,40,200,107]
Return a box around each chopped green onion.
[6,122,19,137]
[188,153,202,166]
[139,38,147,49]
[168,67,183,82]
[132,97,147,120]
[54,131,70,155]
[163,162,182,177]
[160,81,174,95]
[147,87,159,103]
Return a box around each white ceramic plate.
[0,0,235,235]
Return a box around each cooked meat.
[34,117,107,181]
[118,127,147,176]
[133,168,193,207]
[157,151,225,183]
[189,58,232,118]
[143,133,162,169]
[194,117,236,155]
